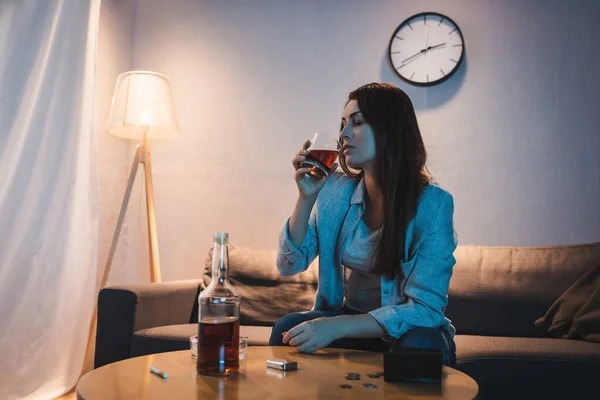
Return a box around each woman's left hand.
[282,317,340,353]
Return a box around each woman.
[269,82,457,366]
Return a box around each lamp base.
[101,141,161,287]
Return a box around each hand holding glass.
[299,132,340,179]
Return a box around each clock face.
[388,12,465,86]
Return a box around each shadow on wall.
[379,51,468,110]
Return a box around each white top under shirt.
[342,217,382,313]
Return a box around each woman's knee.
[273,313,308,333]
[269,312,312,345]
[269,309,346,346]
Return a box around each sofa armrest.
[94,279,202,368]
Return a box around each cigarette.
[149,365,168,379]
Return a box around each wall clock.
[388,12,465,86]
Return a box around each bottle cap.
[213,232,229,244]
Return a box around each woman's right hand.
[292,140,338,200]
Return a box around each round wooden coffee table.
[78,347,478,399]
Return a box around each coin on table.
[362,383,377,389]
[345,373,361,380]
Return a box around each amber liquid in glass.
[301,149,338,179]
[196,317,240,375]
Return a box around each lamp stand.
[101,132,162,286]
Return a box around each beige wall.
[99,0,600,283]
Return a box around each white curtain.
[0,0,100,398]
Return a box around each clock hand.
[426,42,446,51]
[401,49,427,64]
[399,51,425,68]
[401,42,446,64]
[425,27,430,59]
[398,43,447,69]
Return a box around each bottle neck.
[211,242,229,284]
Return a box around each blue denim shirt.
[277,172,457,339]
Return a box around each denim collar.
[349,177,365,206]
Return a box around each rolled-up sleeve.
[276,203,319,276]
[369,192,457,338]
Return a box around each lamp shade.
[107,70,179,140]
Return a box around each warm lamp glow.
[107,70,179,140]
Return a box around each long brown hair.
[339,83,430,281]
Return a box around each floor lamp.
[103,70,179,284]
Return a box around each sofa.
[95,242,600,399]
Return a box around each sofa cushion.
[131,323,273,357]
[535,264,600,342]
[447,242,600,337]
[202,246,318,326]
[455,334,600,362]
[454,335,600,400]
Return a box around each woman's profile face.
[340,99,377,172]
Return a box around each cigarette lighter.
[266,359,298,371]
